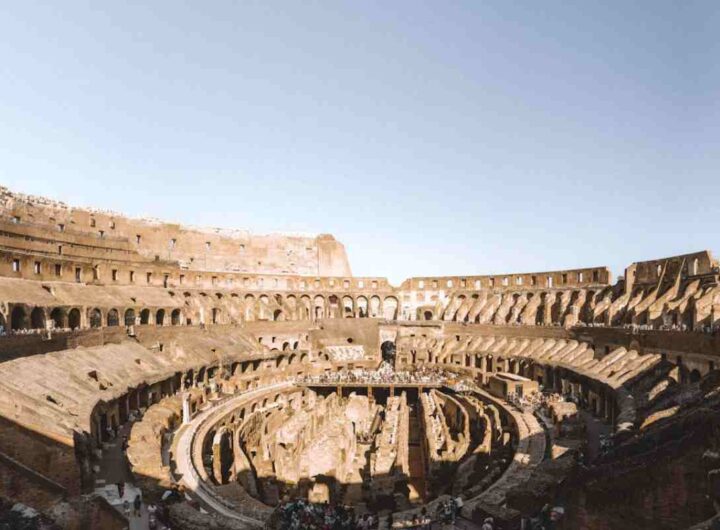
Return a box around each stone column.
[212,442,223,484]
[182,392,192,424]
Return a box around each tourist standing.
[133,493,142,517]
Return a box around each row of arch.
[421,285,707,328]
[2,294,398,332]
[238,293,400,321]
[3,305,184,332]
[422,290,602,325]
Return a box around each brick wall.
[0,417,81,496]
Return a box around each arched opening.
[124,309,136,326]
[140,309,151,325]
[89,308,102,328]
[550,295,563,324]
[259,295,272,319]
[217,430,234,484]
[107,309,120,327]
[383,297,399,320]
[381,341,396,367]
[300,296,311,320]
[50,308,66,329]
[356,296,368,318]
[536,297,546,325]
[506,293,520,323]
[342,296,354,318]
[68,307,82,329]
[286,295,297,315]
[184,369,194,388]
[30,307,45,330]
[156,309,166,326]
[327,295,339,318]
[423,310,433,321]
[171,309,181,325]
[244,294,256,321]
[11,306,28,331]
[212,307,220,324]
[369,296,381,318]
[580,291,595,323]
[314,295,325,320]
[689,369,702,383]
[273,309,283,321]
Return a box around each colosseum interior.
[0,184,719,530]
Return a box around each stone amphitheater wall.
[0,186,351,277]
[1,186,720,529]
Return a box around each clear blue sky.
[1,1,718,284]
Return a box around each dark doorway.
[11,306,28,331]
[381,340,396,367]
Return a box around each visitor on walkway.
[454,496,463,513]
[148,502,158,529]
[133,493,142,517]
[437,498,458,525]
[481,517,494,530]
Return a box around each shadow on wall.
[561,409,720,530]
[0,416,128,530]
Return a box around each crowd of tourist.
[0,325,69,337]
[296,363,454,386]
[435,497,463,526]
[524,504,565,530]
[444,379,476,392]
[276,500,373,530]
[577,321,720,335]
[390,507,431,529]
[487,319,720,335]
[506,391,564,414]
[327,345,367,362]
[421,392,446,451]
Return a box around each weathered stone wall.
[0,185,352,277]
[0,458,66,511]
[0,417,82,498]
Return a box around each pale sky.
[1,1,718,284]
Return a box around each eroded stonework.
[0,186,719,530]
